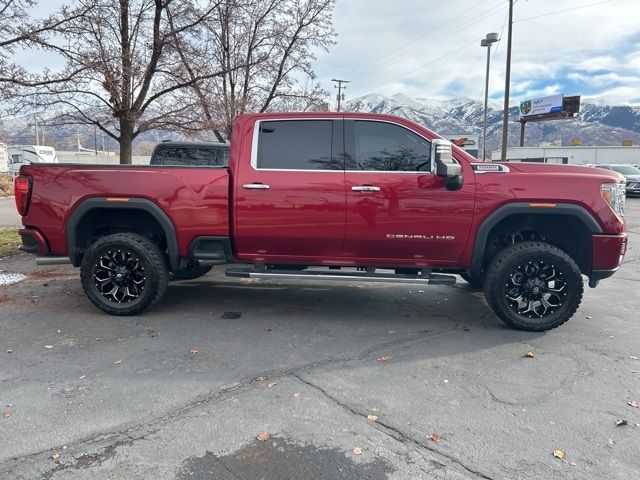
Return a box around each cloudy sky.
[314,0,640,106]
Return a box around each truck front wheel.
[80,233,169,316]
[483,241,583,331]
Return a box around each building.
[0,142,7,172]
[491,146,640,165]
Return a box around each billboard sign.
[519,94,563,117]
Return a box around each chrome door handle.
[351,185,380,192]
[243,183,270,190]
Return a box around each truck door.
[234,118,346,262]
[343,119,474,265]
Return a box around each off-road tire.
[80,233,168,316]
[170,264,212,281]
[483,241,583,331]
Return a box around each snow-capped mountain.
[345,93,640,152]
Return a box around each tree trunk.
[119,120,134,165]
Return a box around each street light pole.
[481,33,499,161]
[500,0,514,161]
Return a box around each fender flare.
[470,202,602,274]
[65,197,180,270]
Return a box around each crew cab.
[14,112,628,331]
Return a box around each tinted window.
[257,120,338,170]
[351,121,431,171]
[154,147,226,166]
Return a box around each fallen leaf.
[629,356,638,360]
[3,410,11,418]
[6,349,12,354]
[341,427,349,433]
[608,438,615,446]
[51,452,60,460]
[388,330,395,334]
[79,375,86,379]
[377,355,393,363]
[523,351,535,358]
[627,401,640,408]
[44,345,54,349]
[635,423,640,428]
[553,450,566,459]
[443,379,449,384]
[264,327,272,332]
[367,415,378,422]
[62,445,67,450]
[190,347,199,355]
[256,432,270,442]
[585,316,592,319]
[113,359,123,365]
[293,392,301,398]
[616,419,628,426]
[427,433,440,442]
[267,382,277,388]
[95,337,102,341]
[353,447,362,455]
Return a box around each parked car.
[595,164,640,196]
[150,141,229,167]
[15,112,628,331]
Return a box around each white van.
[7,145,58,178]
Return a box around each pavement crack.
[1,328,440,475]
[291,372,496,480]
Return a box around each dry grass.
[0,173,13,197]
[0,228,20,257]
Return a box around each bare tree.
[173,0,335,138]
[1,0,227,164]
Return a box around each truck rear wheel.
[80,233,168,316]
[483,241,583,331]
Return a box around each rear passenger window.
[155,147,225,166]
[257,120,338,170]
[352,121,431,171]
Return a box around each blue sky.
[313,0,640,105]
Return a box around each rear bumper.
[18,228,49,255]
[589,233,627,287]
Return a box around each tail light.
[14,175,32,216]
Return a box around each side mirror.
[430,139,463,190]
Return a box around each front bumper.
[589,233,628,287]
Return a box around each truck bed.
[20,164,230,259]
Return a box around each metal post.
[34,114,39,146]
[501,0,514,161]
[482,44,491,161]
[519,120,525,147]
[94,125,98,155]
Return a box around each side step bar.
[225,267,456,285]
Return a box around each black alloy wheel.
[484,241,583,331]
[81,233,168,316]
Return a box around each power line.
[349,39,478,99]
[343,0,499,79]
[346,0,507,83]
[514,0,611,23]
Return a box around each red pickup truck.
[14,112,628,331]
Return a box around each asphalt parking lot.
[1,199,639,480]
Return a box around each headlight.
[601,183,625,217]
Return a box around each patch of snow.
[0,271,27,286]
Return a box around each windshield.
[610,165,640,175]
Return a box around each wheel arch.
[65,197,180,270]
[471,202,602,276]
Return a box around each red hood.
[496,162,625,183]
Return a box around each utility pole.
[500,0,514,161]
[94,124,98,155]
[34,114,39,146]
[331,78,350,112]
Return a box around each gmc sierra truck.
[14,112,628,331]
